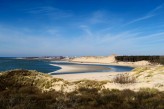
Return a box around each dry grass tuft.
[113,73,136,84]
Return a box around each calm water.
[51,61,134,74]
[0,58,133,74]
[0,58,61,73]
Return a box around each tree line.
[115,56,164,65]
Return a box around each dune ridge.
[71,55,116,63]
[70,55,151,67]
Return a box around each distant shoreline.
[67,61,137,67]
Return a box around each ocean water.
[0,58,133,74]
[0,58,61,73]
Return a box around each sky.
[0,0,164,57]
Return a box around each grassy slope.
[0,69,164,109]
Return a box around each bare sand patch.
[49,64,111,74]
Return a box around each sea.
[0,57,61,73]
[0,57,133,74]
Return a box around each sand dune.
[52,65,164,91]
[71,55,116,63]
[71,55,151,67]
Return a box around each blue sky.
[0,0,164,57]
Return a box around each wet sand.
[49,64,111,74]
[49,63,126,81]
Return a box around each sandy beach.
[48,61,164,91]
[49,59,150,81]
[52,71,122,81]
[50,62,132,81]
[50,56,152,81]
[49,64,112,74]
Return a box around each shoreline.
[49,61,134,81]
[51,60,136,67]
[49,63,164,91]
[67,60,151,67]
[52,71,123,81]
[49,63,112,74]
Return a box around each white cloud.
[25,6,73,19]
[1,3,164,56]
[0,23,163,56]
[126,4,163,25]
[79,25,93,36]
[127,14,155,24]
[89,10,107,24]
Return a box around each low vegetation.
[132,66,164,78]
[116,56,164,64]
[133,67,150,74]
[113,73,136,84]
[0,69,164,109]
[74,79,108,89]
[0,86,163,109]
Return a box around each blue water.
[51,61,134,74]
[0,57,61,73]
[0,58,133,74]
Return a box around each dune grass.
[0,86,163,109]
[113,73,136,84]
[0,69,163,109]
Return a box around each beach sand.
[48,61,164,91]
[52,71,122,81]
[49,64,111,74]
[50,63,126,81]
[70,55,151,67]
